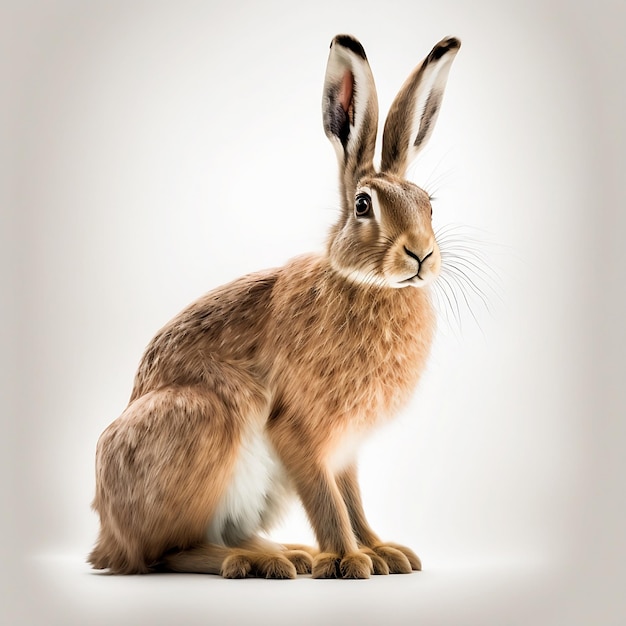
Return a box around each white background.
[2,1,625,624]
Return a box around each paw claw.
[221,555,252,579]
[284,549,313,575]
[312,552,341,579]
[340,552,373,579]
[371,543,421,574]
[262,556,297,579]
[360,548,390,575]
[221,552,296,579]
[312,551,372,579]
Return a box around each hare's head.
[323,35,460,288]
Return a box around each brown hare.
[89,34,461,579]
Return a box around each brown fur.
[89,34,460,578]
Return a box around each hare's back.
[131,269,280,398]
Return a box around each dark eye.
[354,193,372,218]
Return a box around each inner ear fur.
[381,37,460,177]
[322,35,379,202]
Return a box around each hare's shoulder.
[191,253,325,322]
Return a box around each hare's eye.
[354,193,372,218]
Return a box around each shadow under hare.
[89,34,461,579]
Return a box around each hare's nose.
[404,246,433,278]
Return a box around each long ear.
[381,37,460,176]
[323,35,378,192]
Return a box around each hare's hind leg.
[90,378,268,574]
[163,536,311,578]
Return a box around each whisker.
[443,267,493,314]
[425,168,457,201]
[442,257,502,303]
[419,148,456,199]
[436,274,463,330]
[430,284,453,332]
[441,269,486,335]
[432,222,506,334]
[432,281,459,332]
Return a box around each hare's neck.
[325,263,434,325]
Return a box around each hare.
[89,34,461,579]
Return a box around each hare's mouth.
[396,274,430,288]
[395,265,440,288]
[400,274,423,285]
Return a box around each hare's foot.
[369,542,421,573]
[283,549,313,574]
[162,542,296,578]
[221,551,297,579]
[217,536,311,576]
[312,551,373,579]
[280,543,317,573]
[359,548,390,575]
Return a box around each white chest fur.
[206,422,291,546]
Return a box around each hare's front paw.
[312,551,373,579]
[370,542,421,573]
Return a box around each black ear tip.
[331,34,367,60]
[429,36,461,61]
